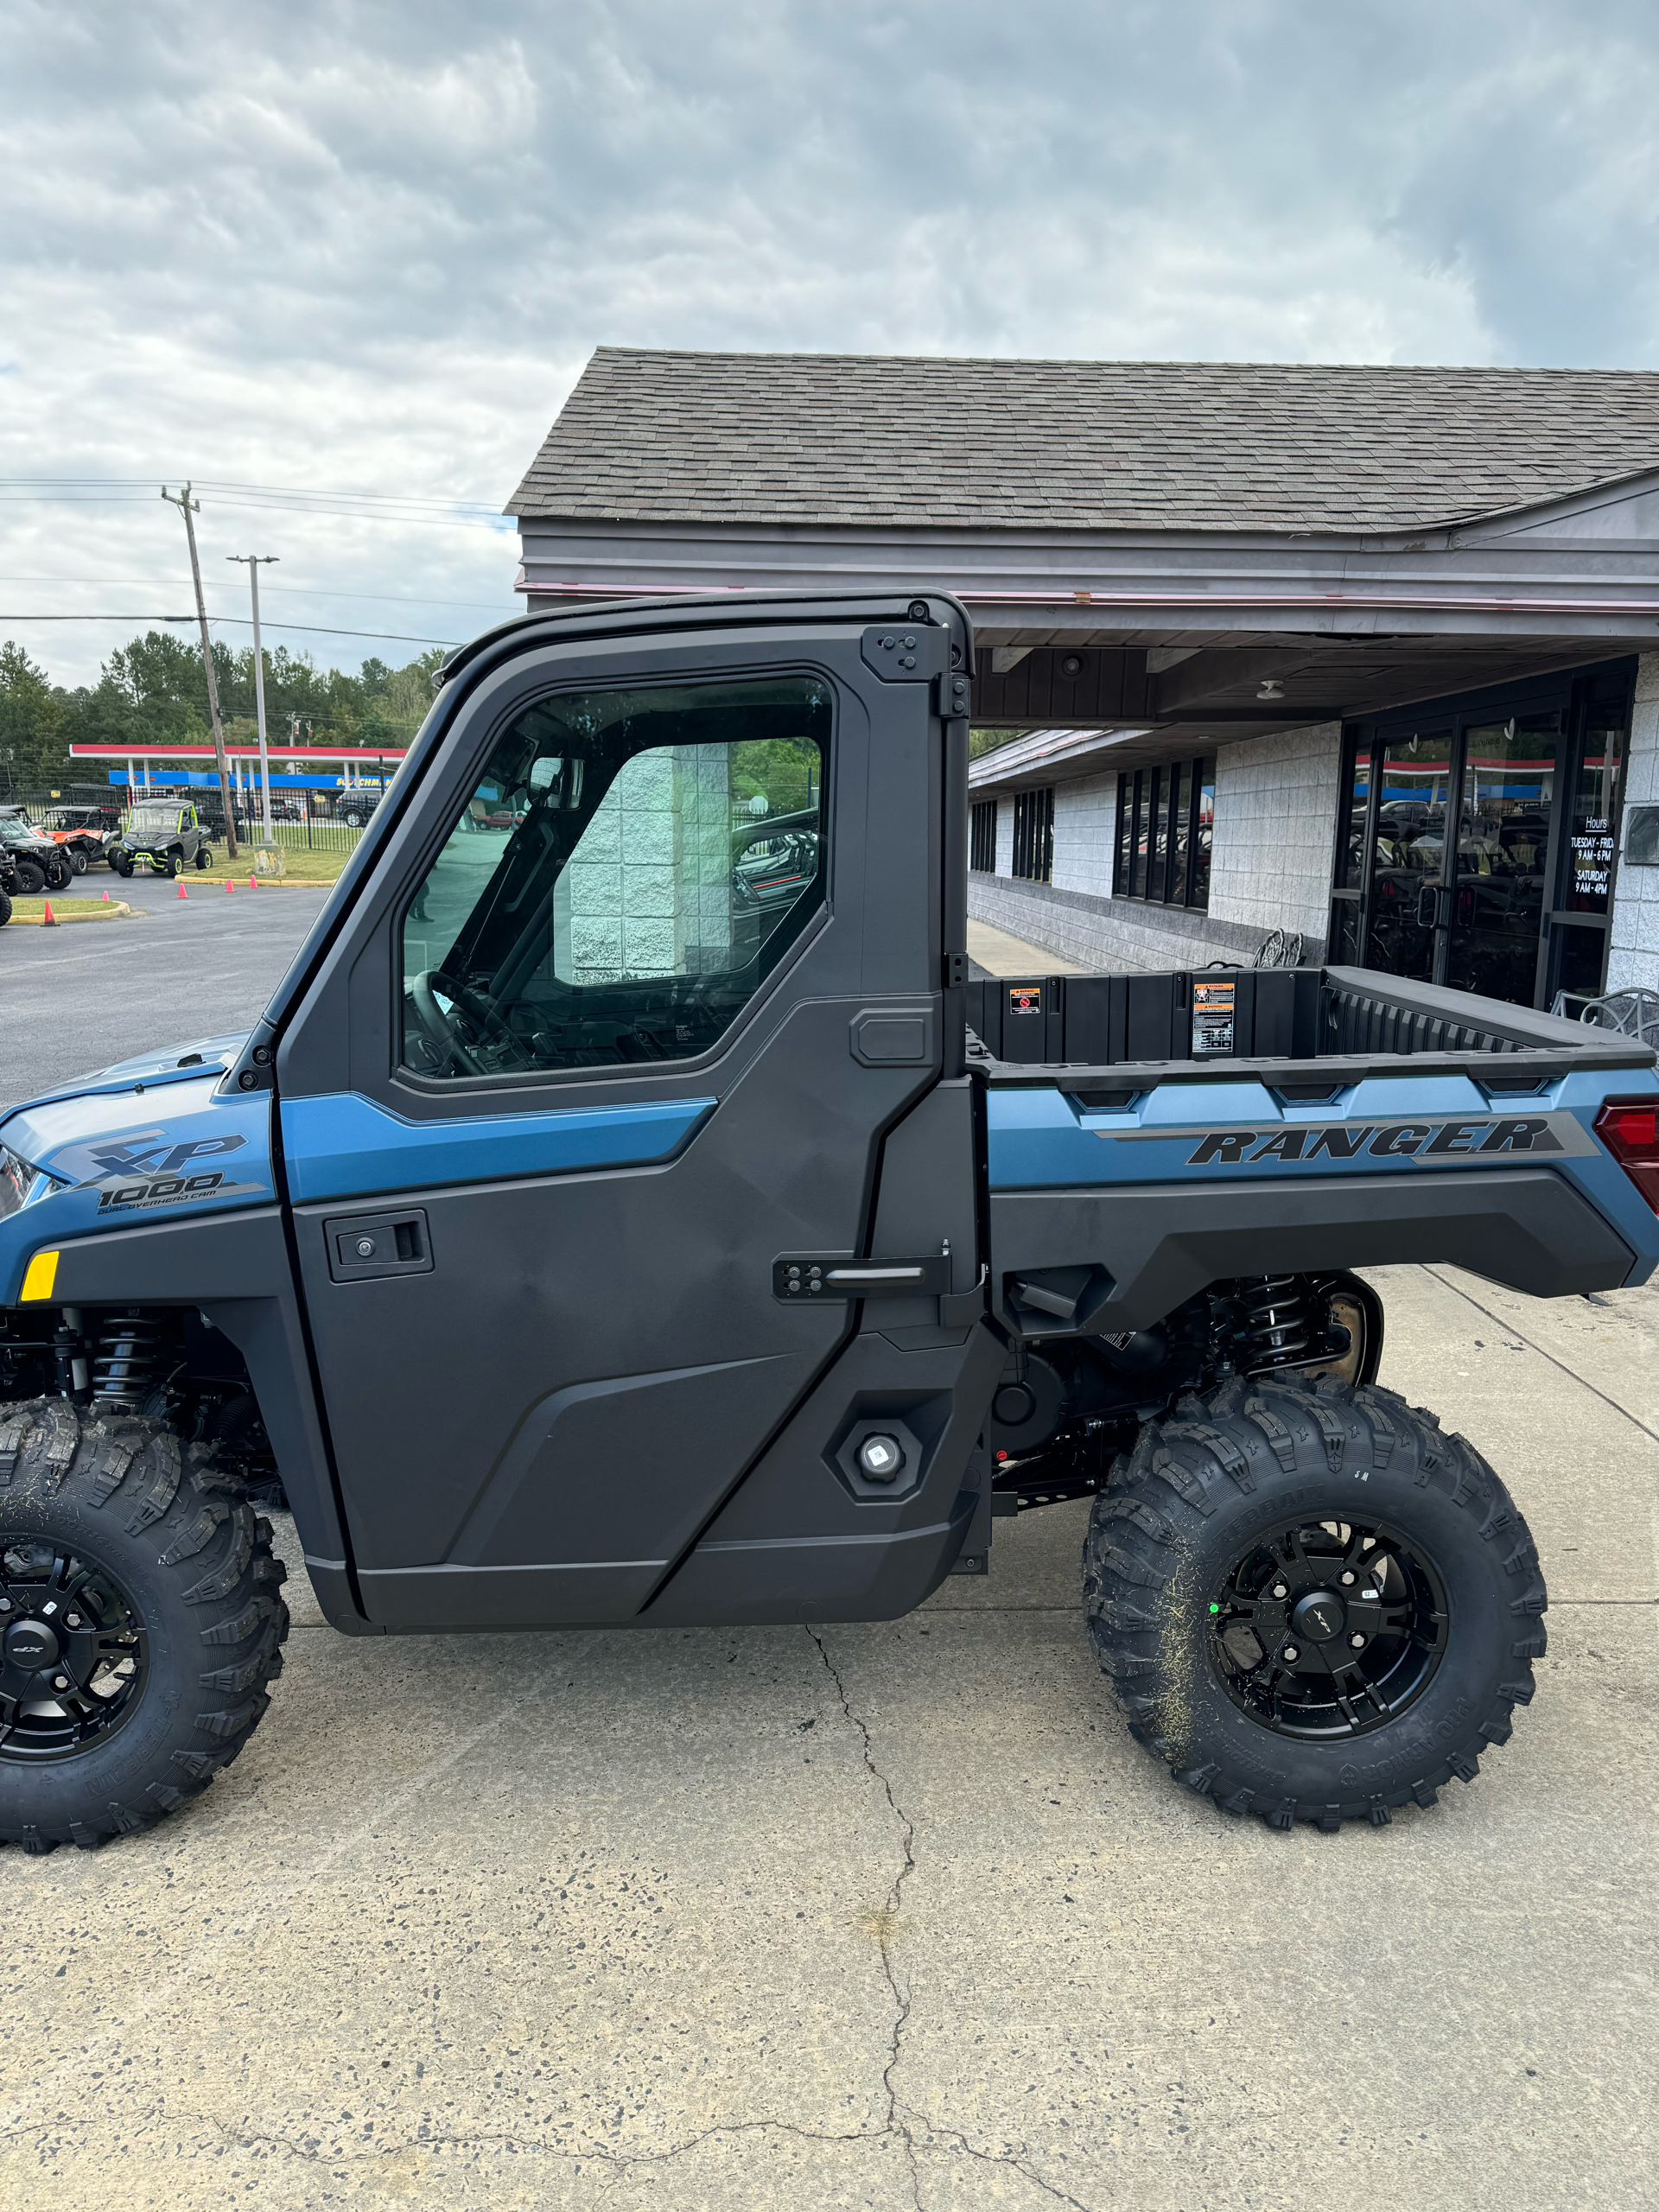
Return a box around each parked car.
[339,786,387,829]
[0,818,73,893]
[108,801,216,878]
[38,804,124,874]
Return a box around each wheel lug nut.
[53,1675,69,1690]
[1340,1572,1356,1586]
[1272,1585,1287,1599]
[1350,1634,1366,1649]
[67,1613,82,1629]
[1282,1644,1300,1662]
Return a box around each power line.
[0,613,466,644]
[0,574,519,613]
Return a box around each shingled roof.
[507,348,1659,536]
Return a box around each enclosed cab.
[1,590,1656,1854]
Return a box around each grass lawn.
[4,895,135,924]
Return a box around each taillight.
[1594,1100,1659,1214]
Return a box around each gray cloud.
[2,0,1655,681]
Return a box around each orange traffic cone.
[248,874,257,889]
[225,877,234,893]
[42,899,57,926]
[177,880,188,899]
[100,887,111,901]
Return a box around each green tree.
[0,643,72,792]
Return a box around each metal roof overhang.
[514,475,1659,763]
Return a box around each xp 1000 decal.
[67,1130,270,1214]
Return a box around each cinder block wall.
[1608,652,1659,995]
[968,723,1340,971]
[1209,722,1341,942]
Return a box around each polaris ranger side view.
[3,590,1657,1854]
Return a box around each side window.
[400,675,830,1077]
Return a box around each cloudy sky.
[3,0,1657,683]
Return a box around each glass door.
[1444,713,1561,1003]
[1363,726,1454,982]
[1548,721,1626,1007]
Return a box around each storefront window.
[1115,757,1212,909]
[1565,727,1624,913]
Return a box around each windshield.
[42,810,95,830]
[128,808,181,835]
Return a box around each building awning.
[510,350,1659,761]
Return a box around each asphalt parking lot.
[2,909,1656,2209]
[0,868,328,1113]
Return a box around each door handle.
[1415,882,1448,931]
[325,1209,433,1281]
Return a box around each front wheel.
[157,853,177,879]
[1084,1373,1544,1829]
[0,1402,289,1853]
[112,854,133,878]
[15,861,44,894]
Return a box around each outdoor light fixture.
[1060,654,1084,677]
[1257,679,1285,700]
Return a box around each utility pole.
[227,553,278,837]
[162,482,239,858]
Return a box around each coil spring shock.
[92,1310,168,1409]
[1227,1275,1316,1373]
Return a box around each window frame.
[1114,755,1213,910]
[1011,786,1054,883]
[391,663,838,1095]
[969,798,997,874]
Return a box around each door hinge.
[943,951,967,989]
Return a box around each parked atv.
[109,802,215,879]
[0,820,72,894]
[38,804,124,874]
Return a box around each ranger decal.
[1097,1110,1599,1166]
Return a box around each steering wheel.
[409,969,534,1076]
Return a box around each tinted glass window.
[399,676,830,1077]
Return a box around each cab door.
[275,606,963,1629]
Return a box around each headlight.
[0,1148,63,1222]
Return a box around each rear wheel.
[194,845,212,870]
[0,888,10,925]
[67,847,87,875]
[1083,1372,1544,1829]
[0,1402,289,1853]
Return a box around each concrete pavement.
[3,1262,1655,2209]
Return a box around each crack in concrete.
[806,1629,917,2126]
[804,1628,1102,2212]
[90,2107,1099,2206]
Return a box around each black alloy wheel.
[0,1401,289,1852]
[0,1536,150,1763]
[15,861,44,894]
[1207,1513,1446,1739]
[1083,1373,1546,1829]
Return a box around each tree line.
[0,630,444,797]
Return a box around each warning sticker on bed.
[1007,983,1043,1018]
[1191,976,1236,1056]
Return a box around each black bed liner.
[965,965,1657,1090]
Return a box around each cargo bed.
[966,964,1658,1090]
